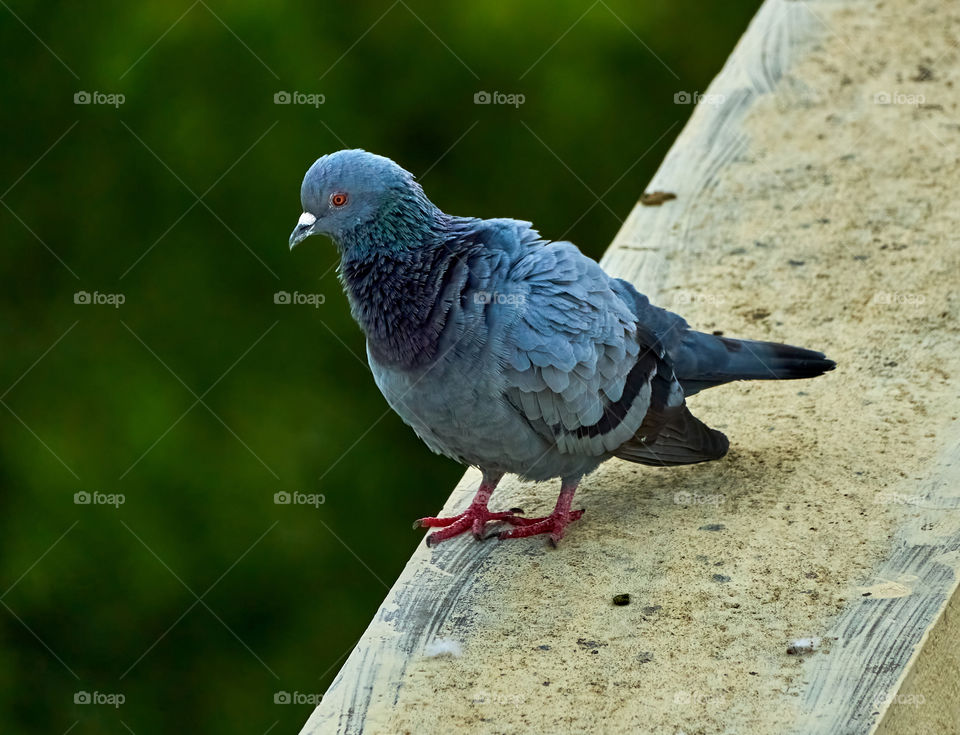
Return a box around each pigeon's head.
[288,149,431,251]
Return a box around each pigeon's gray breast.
[365,253,572,479]
[365,220,649,482]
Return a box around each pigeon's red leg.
[499,478,584,546]
[415,473,527,546]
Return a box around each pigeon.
[289,150,835,546]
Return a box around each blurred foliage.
[0,0,760,732]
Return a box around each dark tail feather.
[673,332,836,397]
[615,404,729,467]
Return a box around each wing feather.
[501,242,674,457]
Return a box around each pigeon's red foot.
[416,505,527,546]
[498,507,585,546]
[497,482,583,546]
[416,474,584,547]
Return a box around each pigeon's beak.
[289,212,318,250]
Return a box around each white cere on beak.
[298,212,317,226]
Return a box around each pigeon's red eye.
[330,192,348,207]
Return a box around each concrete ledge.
[301,0,960,731]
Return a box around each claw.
[417,505,529,546]
[498,508,585,545]
[416,477,584,547]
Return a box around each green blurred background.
[0,1,760,732]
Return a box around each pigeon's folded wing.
[500,242,682,457]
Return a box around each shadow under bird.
[289,150,835,546]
